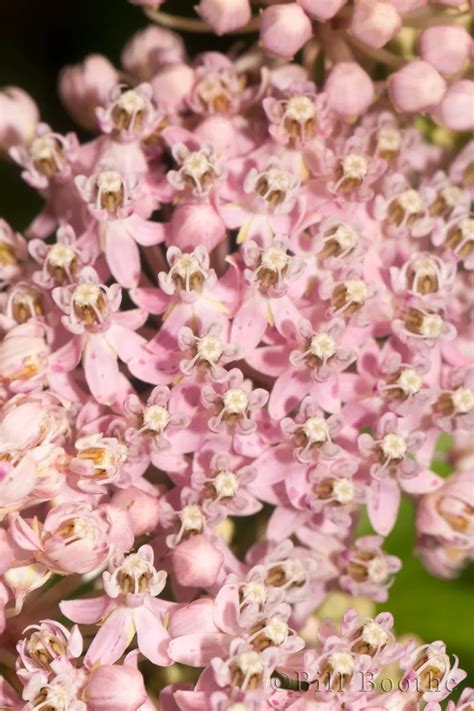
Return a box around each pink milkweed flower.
[358,412,443,535]
[121,26,186,82]
[167,139,222,198]
[59,54,119,132]
[280,399,343,463]
[268,319,356,418]
[96,83,158,142]
[122,385,196,473]
[259,4,313,60]
[0,86,39,156]
[218,156,303,246]
[16,620,83,681]
[0,219,27,286]
[190,450,262,517]
[314,137,387,203]
[29,225,93,289]
[201,367,269,436]
[400,641,466,702]
[339,535,402,602]
[424,171,471,222]
[312,217,362,268]
[69,433,128,494]
[60,545,172,667]
[10,123,79,190]
[373,346,433,417]
[21,670,86,711]
[52,267,147,404]
[374,173,435,239]
[211,638,280,692]
[10,501,133,575]
[431,367,474,432]
[231,235,306,354]
[449,139,474,197]
[188,53,247,117]
[178,321,242,382]
[75,164,164,287]
[432,212,474,270]
[0,280,49,332]
[306,643,372,701]
[392,299,457,352]
[0,321,51,393]
[262,81,333,146]
[416,471,474,577]
[303,458,366,527]
[390,252,456,303]
[85,660,148,711]
[339,609,403,667]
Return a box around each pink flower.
[10,501,133,575]
[260,4,313,60]
[196,0,252,35]
[85,661,148,711]
[60,545,172,666]
[0,87,39,156]
[339,535,402,602]
[52,267,147,404]
[59,54,119,132]
[10,123,79,190]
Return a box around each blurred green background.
[1,0,473,686]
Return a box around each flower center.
[376,127,401,155]
[30,136,65,177]
[196,335,224,364]
[398,189,422,214]
[260,247,289,272]
[236,650,264,677]
[303,417,330,443]
[254,167,295,208]
[452,386,474,414]
[223,388,249,415]
[330,651,354,676]
[342,154,368,180]
[332,478,355,505]
[398,368,422,395]
[362,621,389,648]
[48,244,75,268]
[116,553,155,594]
[143,405,170,433]
[367,556,389,584]
[213,470,239,498]
[310,333,337,360]
[179,504,205,534]
[381,433,407,460]
[420,313,443,338]
[263,617,288,645]
[240,581,267,606]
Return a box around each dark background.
[0,0,236,229]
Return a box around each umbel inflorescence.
[0,0,473,709]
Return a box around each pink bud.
[260,4,313,59]
[121,26,186,82]
[59,55,118,132]
[0,87,39,156]
[388,60,446,112]
[196,0,252,34]
[151,63,195,113]
[351,0,402,49]
[170,202,226,253]
[297,0,347,20]
[172,534,224,588]
[86,665,147,711]
[325,62,374,118]
[419,25,472,76]
[111,487,160,536]
[438,80,474,132]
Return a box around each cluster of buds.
[0,0,472,709]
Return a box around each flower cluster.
[0,1,472,710]
[128,0,474,132]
